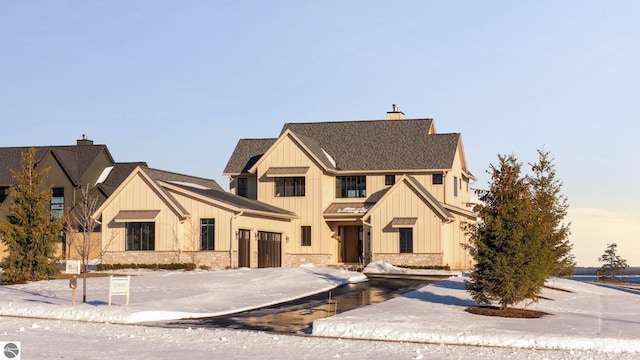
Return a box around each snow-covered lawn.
[1,262,639,359]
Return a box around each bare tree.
[170,218,200,265]
[72,185,99,303]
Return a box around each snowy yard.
[1,263,639,359]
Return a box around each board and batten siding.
[369,184,442,254]
[102,174,183,252]
[255,135,333,259]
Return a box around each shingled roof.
[224,118,464,174]
[223,138,277,175]
[281,119,459,171]
[0,144,113,186]
[166,182,296,218]
[142,167,224,192]
[94,162,148,197]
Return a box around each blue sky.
[2,1,638,266]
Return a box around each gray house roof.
[224,118,463,174]
[167,182,295,217]
[94,162,148,197]
[282,119,459,171]
[0,144,114,186]
[142,166,224,192]
[223,138,277,175]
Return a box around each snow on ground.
[0,262,639,359]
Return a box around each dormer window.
[336,176,366,198]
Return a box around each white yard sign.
[65,260,81,274]
[108,275,130,306]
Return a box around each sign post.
[69,275,77,306]
[108,275,131,306]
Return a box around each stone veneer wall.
[373,253,443,267]
[284,253,332,268]
[102,251,231,270]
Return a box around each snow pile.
[363,260,462,276]
[313,275,640,353]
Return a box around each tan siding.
[255,135,330,259]
[369,184,442,255]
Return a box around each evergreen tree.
[0,147,61,282]
[465,154,548,309]
[597,243,628,281]
[528,149,575,276]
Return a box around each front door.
[340,226,363,263]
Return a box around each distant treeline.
[572,267,640,276]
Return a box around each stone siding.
[102,251,232,270]
[284,253,332,268]
[373,253,443,267]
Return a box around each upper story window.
[432,174,443,185]
[201,218,215,250]
[336,175,366,198]
[51,187,64,219]
[237,177,248,198]
[454,176,458,197]
[275,177,305,197]
[385,174,396,186]
[126,222,155,251]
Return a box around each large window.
[399,228,413,253]
[201,218,215,250]
[237,177,248,198]
[336,176,366,198]
[301,226,311,246]
[51,187,64,219]
[275,177,305,197]
[126,222,155,251]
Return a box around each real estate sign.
[108,275,130,306]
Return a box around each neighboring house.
[0,136,116,260]
[223,107,476,270]
[93,166,296,269]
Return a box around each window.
[336,176,366,198]
[237,177,248,198]
[454,176,458,197]
[0,186,8,203]
[301,226,311,246]
[399,228,413,253]
[201,218,215,250]
[51,188,64,219]
[385,174,396,186]
[275,177,305,197]
[126,222,155,251]
[432,174,443,185]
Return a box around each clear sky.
[2,1,638,266]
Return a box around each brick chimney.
[76,134,94,146]
[386,104,405,120]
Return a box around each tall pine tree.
[465,154,548,309]
[528,149,575,276]
[0,147,61,282]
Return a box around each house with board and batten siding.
[224,106,477,270]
